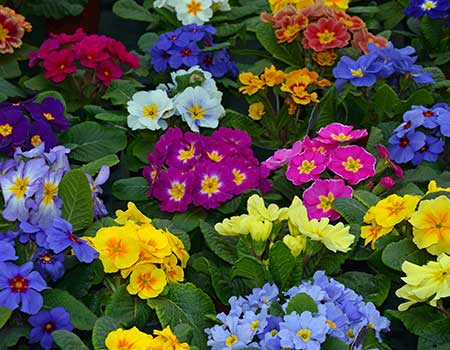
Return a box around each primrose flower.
[214,215,250,237]
[360,223,394,249]
[115,202,151,225]
[0,108,29,155]
[0,6,31,54]
[26,96,70,132]
[302,17,350,52]
[316,123,368,144]
[405,0,450,19]
[42,48,77,83]
[175,0,213,25]
[136,224,172,263]
[105,327,156,350]
[239,72,265,95]
[286,150,329,185]
[153,326,190,350]
[411,135,444,166]
[260,65,285,86]
[127,263,167,299]
[283,234,307,256]
[152,169,193,212]
[389,130,427,164]
[33,248,65,282]
[409,195,450,255]
[248,102,265,121]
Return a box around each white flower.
[212,0,230,11]
[174,86,225,132]
[175,0,213,25]
[127,90,174,131]
[153,0,177,9]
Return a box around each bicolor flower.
[302,17,350,52]
[152,169,193,212]
[316,123,368,144]
[86,166,110,219]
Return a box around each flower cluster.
[261,1,387,66]
[0,96,69,156]
[0,144,109,226]
[396,253,450,311]
[154,0,230,25]
[91,202,189,299]
[29,28,139,85]
[0,5,31,54]
[405,0,450,24]
[128,66,225,132]
[388,103,450,165]
[105,325,189,350]
[205,271,390,349]
[150,24,236,78]
[215,194,355,254]
[333,42,434,89]
[143,127,270,212]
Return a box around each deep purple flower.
[405,0,450,19]
[28,307,73,349]
[168,42,200,69]
[333,54,384,88]
[150,46,171,72]
[45,218,98,263]
[33,248,65,282]
[28,121,58,151]
[0,108,30,155]
[152,169,194,212]
[156,28,188,50]
[0,262,47,314]
[86,166,110,219]
[411,135,444,165]
[166,132,203,170]
[389,130,426,163]
[26,97,69,132]
[200,49,234,78]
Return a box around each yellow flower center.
[317,29,336,44]
[169,182,185,201]
[347,329,355,339]
[298,159,316,174]
[351,68,364,77]
[251,320,260,330]
[10,177,30,199]
[296,329,311,342]
[137,272,157,290]
[186,0,202,15]
[208,151,223,162]
[116,339,133,350]
[105,238,128,258]
[421,0,436,10]
[178,144,195,161]
[143,104,159,119]
[225,335,238,347]
[31,135,42,147]
[42,182,58,205]
[0,123,13,137]
[188,103,206,120]
[285,24,301,37]
[270,329,278,336]
[342,156,363,172]
[201,175,220,197]
[232,169,246,185]
[386,200,405,216]
[0,24,9,41]
[43,112,55,121]
[317,192,335,212]
[326,319,337,329]
[331,132,352,141]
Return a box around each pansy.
[153,169,194,212]
[316,123,368,144]
[286,150,329,185]
[302,17,350,52]
[127,90,174,131]
[388,130,426,164]
[328,145,376,185]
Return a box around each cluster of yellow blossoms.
[90,202,189,299]
[215,194,354,255]
[269,0,350,13]
[361,180,450,254]
[105,325,189,350]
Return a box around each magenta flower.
[152,169,193,212]
[375,144,403,179]
[303,179,353,220]
[316,122,368,144]
[380,176,395,190]
[50,28,86,45]
[153,127,184,159]
[95,60,123,86]
[286,150,329,185]
[42,48,77,83]
[212,127,254,159]
[262,140,303,171]
[75,41,109,68]
[328,145,376,185]
[202,138,230,163]
[192,161,234,209]
[166,132,203,170]
[225,158,260,195]
[143,154,164,197]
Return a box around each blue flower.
[403,105,440,129]
[436,105,450,136]
[411,134,444,165]
[388,130,427,163]
[44,145,71,172]
[168,42,200,69]
[150,46,171,72]
[0,239,17,262]
[33,248,65,282]
[318,302,349,343]
[181,24,216,41]
[360,302,390,342]
[86,166,110,219]
[0,262,47,314]
[28,307,73,349]
[405,0,450,19]
[258,316,282,350]
[207,314,256,350]
[19,221,48,247]
[333,54,384,88]
[284,283,327,304]
[312,271,345,302]
[155,27,187,51]
[45,218,98,263]
[246,283,279,310]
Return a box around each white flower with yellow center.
[175,0,213,25]
[169,66,223,100]
[174,85,225,132]
[127,90,174,131]
[212,0,230,11]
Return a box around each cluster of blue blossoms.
[333,42,434,89]
[150,24,237,78]
[205,271,390,350]
[405,0,450,25]
[389,103,450,165]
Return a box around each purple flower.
[28,307,73,349]
[0,262,47,314]
[388,130,426,163]
[246,283,279,309]
[25,97,70,132]
[436,106,450,136]
[152,169,193,212]
[19,221,48,247]
[28,121,58,152]
[0,240,17,262]
[0,107,30,155]
[155,27,187,50]
[33,248,65,282]
[86,166,110,219]
[360,302,390,342]
[181,24,216,41]
[411,135,444,165]
[226,158,261,195]
[45,218,98,263]
[150,46,171,72]
[166,132,203,170]
[200,49,235,78]
[168,42,200,69]
[207,314,256,350]
[44,145,71,172]
[333,54,384,88]
[405,0,450,19]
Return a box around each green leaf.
[417,318,450,350]
[172,208,207,232]
[387,305,445,336]
[102,79,144,106]
[310,86,336,132]
[59,169,93,231]
[200,221,238,264]
[336,272,390,306]
[55,260,104,298]
[353,190,380,208]
[0,56,20,79]
[285,293,318,315]
[269,241,301,290]
[382,239,433,271]
[79,155,120,176]
[52,330,90,350]
[105,285,152,328]
[112,177,149,201]
[43,289,98,330]
[347,6,379,13]
[94,112,127,123]
[374,83,400,119]
[92,316,121,350]
[147,283,215,350]
[332,197,367,224]
[28,0,88,19]
[61,121,127,162]
[231,256,268,286]
[138,32,159,52]
[402,163,439,183]
[221,109,264,139]
[0,79,25,98]
[366,126,384,155]
[84,217,119,237]
[402,89,434,112]
[0,307,12,328]
[174,323,194,344]
[23,73,57,91]
[113,0,158,21]
[0,326,29,348]
[322,337,348,350]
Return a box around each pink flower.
[262,140,303,171]
[152,169,193,212]
[143,154,164,197]
[166,132,203,170]
[286,150,329,185]
[375,144,404,179]
[316,122,368,144]
[43,48,77,83]
[328,145,376,185]
[74,41,110,69]
[380,176,395,190]
[224,158,260,195]
[302,17,350,52]
[303,179,353,220]
[95,60,123,86]
[29,39,60,67]
[107,40,140,69]
[50,28,86,45]
[153,127,184,159]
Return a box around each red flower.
[333,11,365,31]
[352,28,388,53]
[95,60,122,86]
[43,49,77,83]
[50,28,86,45]
[302,17,350,52]
[74,41,110,69]
[29,38,60,67]
[275,13,308,43]
[106,40,140,69]
[0,9,24,54]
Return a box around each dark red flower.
[43,48,77,83]
[50,28,85,45]
[95,60,122,86]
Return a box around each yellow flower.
[409,195,450,256]
[260,65,285,87]
[105,327,154,350]
[136,224,172,263]
[127,263,167,299]
[247,216,273,242]
[92,223,140,273]
[166,231,190,268]
[360,223,394,249]
[268,0,314,12]
[214,215,250,237]
[238,72,265,95]
[163,254,184,282]
[248,102,265,121]
[364,194,421,227]
[396,254,450,310]
[284,196,310,236]
[426,180,450,194]
[153,326,190,350]
[115,202,151,225]
[282,234,307,256]
[247,194,283,222]
[312,50,337,66]
[323,0,350,11]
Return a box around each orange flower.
[312,50,337,66]
[284,97,298,115]
[302,17,350,52]
[333,11,365,31]
[260,65,285,86]
[275,13,308,43]
[239,72,265,95]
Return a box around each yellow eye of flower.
[317,29,336,44]
[296,328,311,342]
[178,144,196,161]
[351,68,364,77]
[201,175,221,196]
[342,157,363,172]
[0,123,13,137]
[169,182,185,201]
[43,112,55,120]
[317,192,335,212]
[143,104,159,119]
[232,169,246,185]
[42,182,58,205]
[31,135,42,147]
[186,0,202,15]
[10,177,30,199]
[298,160,316,174]
[225,335,238,347]
[188,103,206,120]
